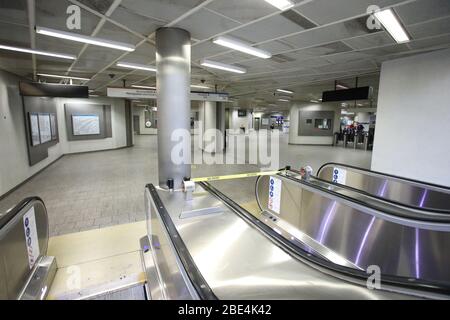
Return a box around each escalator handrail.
[202,181,450,298]
[317,162,450,192]
[0,197,43,230]
[276,173,450,226]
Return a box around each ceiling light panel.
[116,62,156,72]
[212,36,272,59]
[200,59,246,74]
[37,73,90,81]
[374,9,410,43]
[0,44,76,60]
[265,0,294,11]
[36,26,136,52]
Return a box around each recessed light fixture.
[131,85,156,90]
[374,8,410,43]
[212,36,272,59]
[191,84,210,89]
[276,89,293,94]
[200,59,246,74]
[36,26,135,52]
[37,73,90,81]
[336,84,349,90]
[117,62,156,72]
[264,0,294,11]
[0,44,76,60]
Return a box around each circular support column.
[156,27,191,189]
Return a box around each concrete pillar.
[199,101,225,153]
[156,27,191,189]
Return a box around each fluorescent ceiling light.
[36,26,135,52]
[310,100,319,103]
[278,99,290,102]
[89,95,99,97]
[131,85,156,89]
[0,44,76,60]
[336,84,349,90]
[264,0,294,11]
[212,36,271,59]
[37,73,90,81]
[276,89,293,94]
[374,9,410,43]
[191,84,210,89]
[200,59,246,74]
[116,61,156,72]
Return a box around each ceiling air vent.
[281,10,317,29]
[271,54,296,63]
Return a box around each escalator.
[141,167,450,300]
[317,162,450,212]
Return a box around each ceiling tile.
[343,32,395,50]
[109,4,164,37]
[206,0,278,24]
[407,16,450,39]
[0,0,28,25]
[396,0,450,26]
[175,8,240,40]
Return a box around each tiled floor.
[0,133,372,236]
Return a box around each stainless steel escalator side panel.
[256,175,450,285]
[317,163,450,212]
[0,198,52,300]
[145,184,420,299]
[143,187,199,300]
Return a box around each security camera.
[201,79,206,84]
[109,74,115,79]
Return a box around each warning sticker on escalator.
[332,167,347,184]
[23,207,40,269]
[268,176,282,214]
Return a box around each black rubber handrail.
[317,162,450,191]
[284,170,450,219]
[0,197,42,230]
[146,184,218,300]
[202,181,450,298]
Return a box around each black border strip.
[146,184,218,300]
[201,181,450,298]
[317,162,450,191]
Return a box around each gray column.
[156,27,191,189]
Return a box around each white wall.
[371,48,450,186]
[0,69,128,196]
[229,108,252,132]
[289,102,340,145]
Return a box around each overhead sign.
[107,87,228,102]
[107,87,157,99]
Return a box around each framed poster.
[38,113,51,143]
[50,113,57,140]
[29,113,40,146]
[72,114,100,136]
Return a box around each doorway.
[133,115,140,135]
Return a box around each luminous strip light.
[212,36,272,59]
[200,59,246,74]
[310,100,319,103]
[278,99,290,102]
[191,84,210,89]
[37,73,90,81]
[131,85,156,89]
[276,89,293,94]
[374,8,410,43]
[116,62,156,72]
[36,26,135,52]
[336,84,349,90]
[264,0,294,11]
[0,44,76,60]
